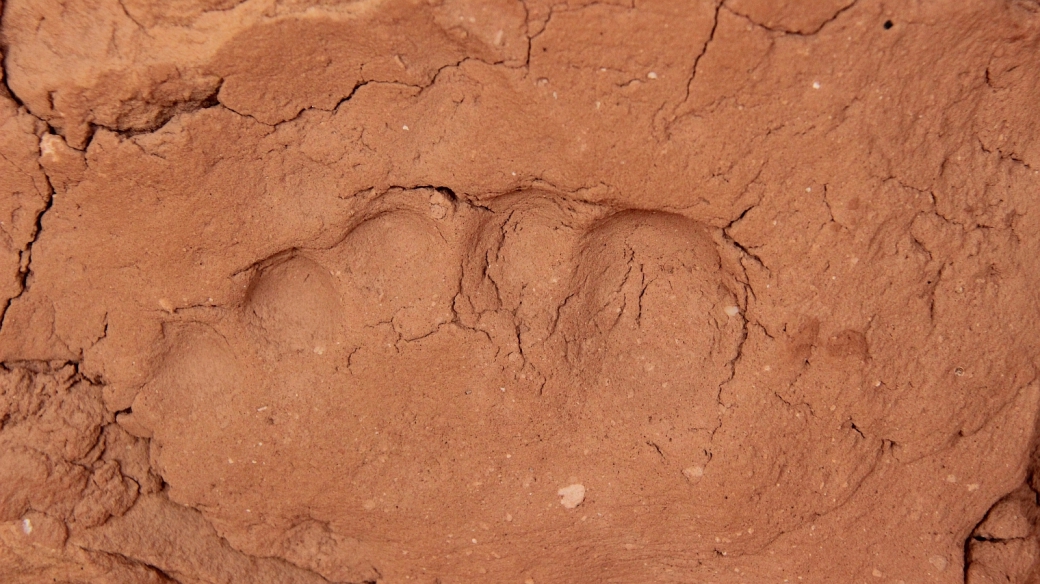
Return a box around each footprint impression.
[129,189,748,574]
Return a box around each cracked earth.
[1,0,1040,583]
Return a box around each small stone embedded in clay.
[429,202,447,219]
[428,190,452,220]
[558,484,586,509]
[39,134,62,158]
[683,466,705,481]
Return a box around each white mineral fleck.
[683,466,705,480]
[557,484,586,509]
[39,134,62,158]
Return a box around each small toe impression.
[558,211,743,459]
[457,195,591,358]
[133,323,261,508]
[244,254,343,354]
[325,211,459,341]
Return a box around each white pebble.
[39,134,63,158]
[647,71,658,79]
[812,81,821,89]
[724,305,740,317]
[557,484,586,509]
[21,519,32,535]
[683,466,705,480]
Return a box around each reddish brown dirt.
[2,1,1040,583]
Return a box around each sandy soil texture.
[2,0,1040,582]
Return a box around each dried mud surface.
[1,0,1040,582]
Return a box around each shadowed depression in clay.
[1,0,1040,583]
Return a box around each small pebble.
[558,484,586,509]
[683,466,705,480]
